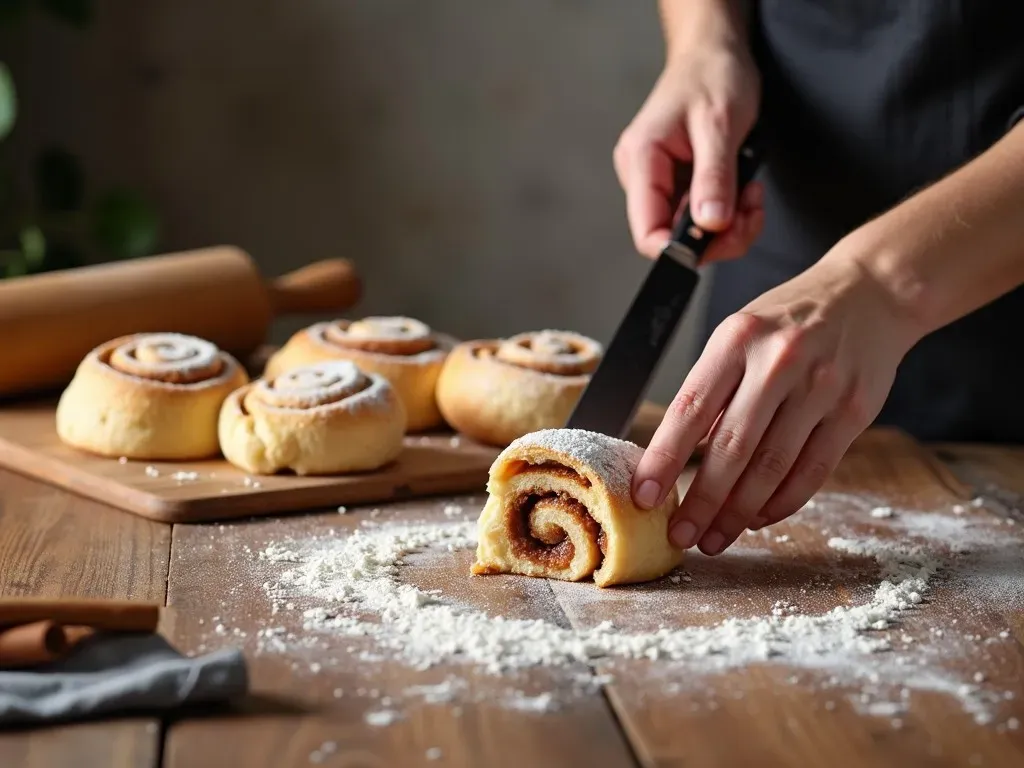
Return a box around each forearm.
[658,0,752,59]
[829,121,1024,340]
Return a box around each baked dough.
[218,360,406,475]
[55,333,248,460]
[435,330,602,447]
[472,428,683,587]
[264,316,454,432]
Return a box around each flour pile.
[249,493,1022,727]
[260,520,935,673]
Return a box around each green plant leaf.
[35,146,84,211]
[0,62,17,141]
[19,224,44,266]
[39,0,93,28]
[92,188,160,260]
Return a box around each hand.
[613,39,764,260]
[630,251,924,555]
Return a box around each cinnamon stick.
[0,620,68,668]
[0,598,160,633]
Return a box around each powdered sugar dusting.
[504,429,641,498]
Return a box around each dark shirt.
[704,0,1024,442]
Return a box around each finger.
[670,375,784,554]
[687,105,741,232]
[753,413,863,528]
[699,363,843,551]
[697,180,765,264]
[631,325,747,510]
[667,329,800,552]
[738,180,764,212]
[622,142,679,258]
[703,208,765,264]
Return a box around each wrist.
[662,0,750,63]
[820,225,934,349]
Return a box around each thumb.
[686,108,741,232]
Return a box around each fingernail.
[634,480,662,509]
[702,531,725,554]
[698,201,727,224]
[670,521,698,549]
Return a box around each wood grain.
[0,720,160,768]
[0,469,169,767]
[162,500,637,768]
[0,401,501,524]
[547,428,1024,768]
[931,442,1024,522]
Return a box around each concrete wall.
[4,0,710,403]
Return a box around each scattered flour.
[364,708,403,727]
[870,506,895,519]
[246,491,1023,728]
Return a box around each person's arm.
[839,120,1024,340]
[658,0,752,59]
[614,0,763,259]
[630,120,1024,557]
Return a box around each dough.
[472,428,683,587]
[264,316,455,432]
[55,333,248,460]
[218,360,406,475]
[435,330,602,447]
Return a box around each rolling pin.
[0,245,362,397]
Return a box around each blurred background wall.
[2,0,710,403]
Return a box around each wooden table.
[0,428,1022,768]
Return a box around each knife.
[565,122,766,438]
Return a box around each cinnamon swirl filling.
[492,462,605,578]
[321,316,438,356]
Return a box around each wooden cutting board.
[0,400,667,524]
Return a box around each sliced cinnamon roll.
[55,333,248,460]
[264,316,455,432]
[218,360,406,475]
[436,330,603,447]
[472,428,683,587]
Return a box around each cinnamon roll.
[436,330,602,447]
[218,360,405,475]
[265,316,454,432]
[472,428,683,587]
[55,333,248,460]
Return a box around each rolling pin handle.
[267,259,362,316]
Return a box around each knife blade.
[565,123,766,438]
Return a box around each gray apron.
[704,0,1024,442]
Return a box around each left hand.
[630,249,923,555]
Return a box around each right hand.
[613,39,764,260]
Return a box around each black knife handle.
[668,121,767,264]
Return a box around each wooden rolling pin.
[0,246,362,397]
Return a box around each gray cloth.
[0,633,248,727]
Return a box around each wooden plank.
[547,428,1024,767]
[0,721,159,768]
[0,401,500,524]
[0,470,169,768]
[931,442,1024,521]
[163,499,638,768]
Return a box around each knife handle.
[667,121,767,264]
